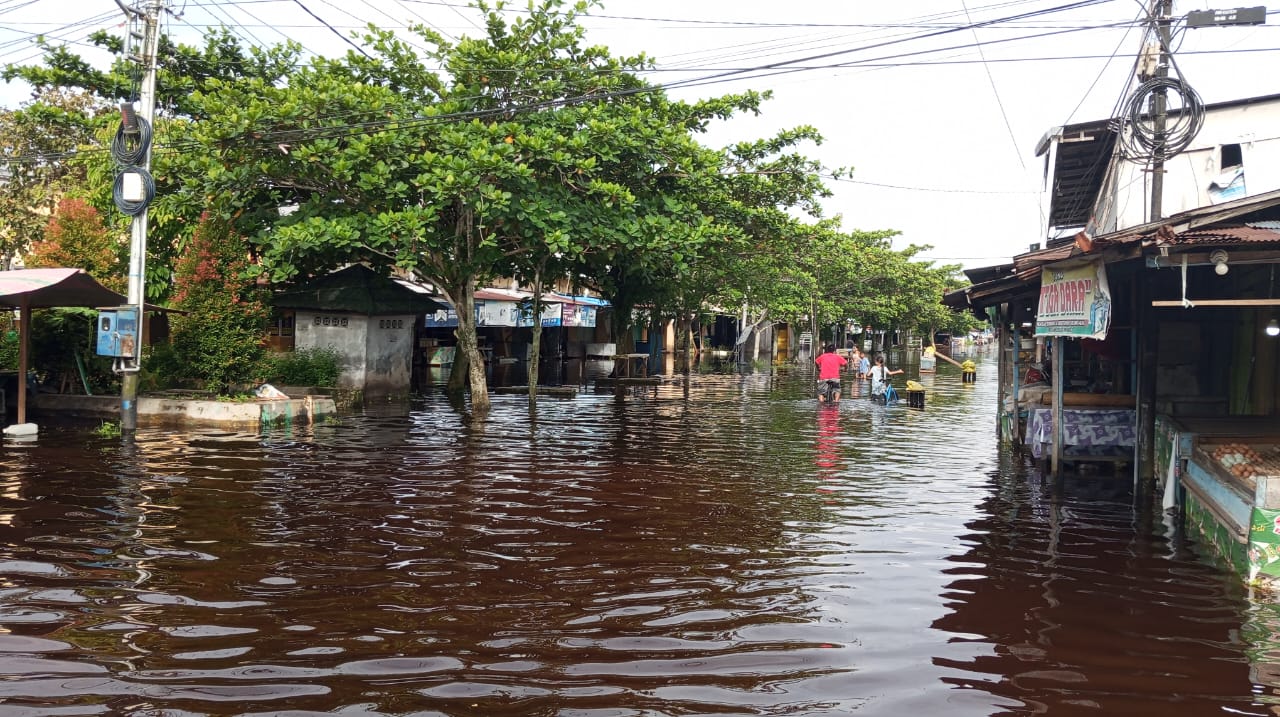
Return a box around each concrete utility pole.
[120,0,164,433]
[1148,0,1173,221]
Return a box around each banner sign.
[1035,261,1111,339]
[425,306,458,328]
[525,302,563,328]
[477,300,520,327]
[426,301,565,328]
[562,304,597,328]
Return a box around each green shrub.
[0,328,17,370]
[260,346,342,387]
[163,215,269,393]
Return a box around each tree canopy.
[0,0,978,401]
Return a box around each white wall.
[363,314,415,396]
[1097,99,1280,231]
[294,311,366,390]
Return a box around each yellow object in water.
[961,360,976,371]
[905,380,926,392]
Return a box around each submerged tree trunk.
[527,263,546,402]
[451,275,491,414]
[447,339,469,394]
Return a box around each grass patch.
[92,421,121,438]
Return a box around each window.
[1221,143,1242,169]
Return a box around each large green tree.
[169,0,812,412]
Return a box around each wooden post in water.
[1051,335,1064,476]
[1135,279,1158,493]
[16,296,29,425]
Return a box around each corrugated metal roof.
[273,265,446,314]
[1163,225,1280,244]
[1013,243,1076,271]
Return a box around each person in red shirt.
[814,343,847,403]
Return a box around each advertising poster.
[1035,260,1111,339]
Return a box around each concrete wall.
[32,394,336,428]
[293,311,414,396]
[295,311,365,389]
[364,314,415,396]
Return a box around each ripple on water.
[0,359,1263,716]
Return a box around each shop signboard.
[1034,260,1112,340]
[1250,507,1280,582]
[477,300,521,327]
[523,302,563,327]
[425,306,458,328]
[561,304,596,328]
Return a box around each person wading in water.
[815,343,847,404]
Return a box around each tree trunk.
[681,313,694,376]
[447,339,468,394]
[612,306,630,355]
[528,264,545,402]
[451,275,491,414]
[648,311,661,374]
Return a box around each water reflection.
[0,355,1271,715]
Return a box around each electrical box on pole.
[96,307,139,358]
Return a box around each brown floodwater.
[0,355,1277,716]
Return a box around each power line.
[194,0,300,49]
[831,177,1038,194]
[200,0,274,52]
[960,0,1026,174]
[651,0,1118,93]
[385,0,466,41]
[1062,2,1149,124]
[291,0,372,59]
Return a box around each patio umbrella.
[0,268,126,427]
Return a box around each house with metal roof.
[948,93,1280,585]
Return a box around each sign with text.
[425,306,459,328]
[1035,261,1111,339]
[561,304,597,328]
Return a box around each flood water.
[2,355,1279,716]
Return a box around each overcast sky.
[0,0,1276,270]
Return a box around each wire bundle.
[110,115,152,166]
[112,166,156,216]
[1118,76,1205,163]
[111,115,156,216]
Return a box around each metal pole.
[1148,0,1173,221]
[120,0,163,433]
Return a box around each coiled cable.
[1119,76,1205,162]
[111,115,152,166]
[112,166,155,216]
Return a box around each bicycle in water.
[814,343,848,404]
